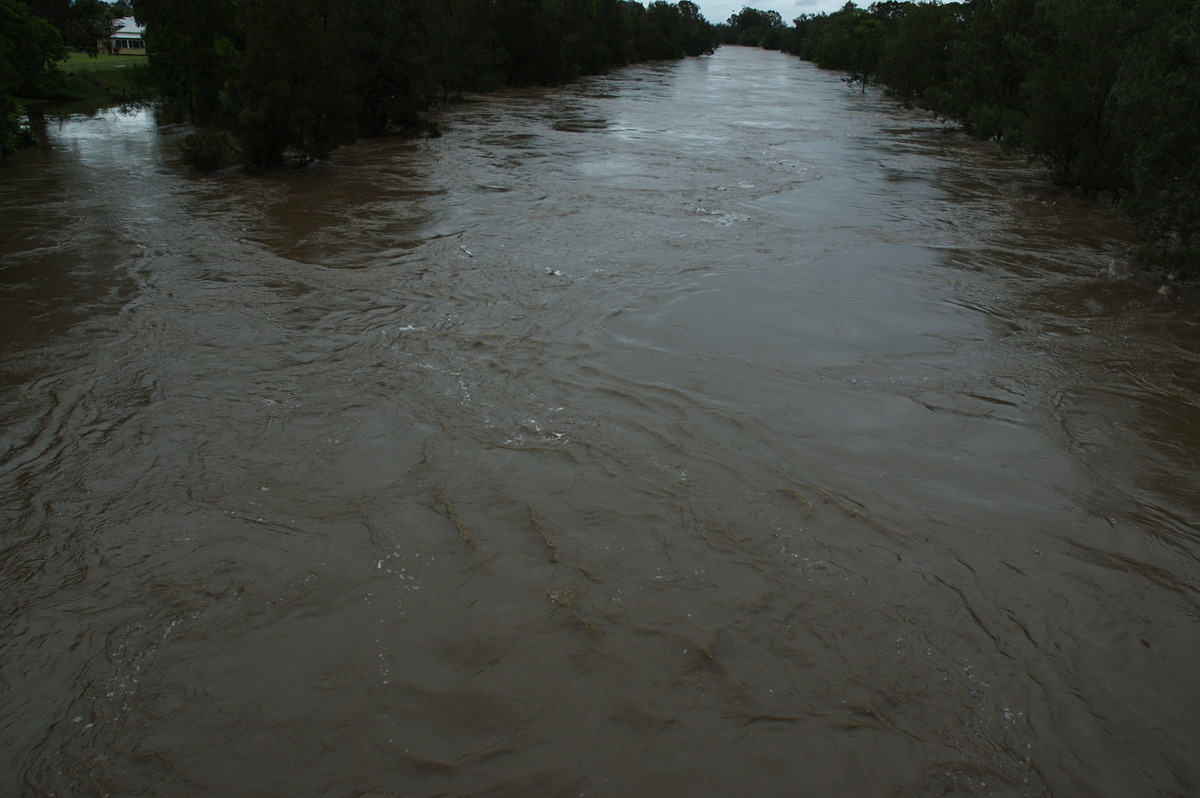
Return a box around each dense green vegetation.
[759,0,1198,279]
[715,6,786,48]
[1,0,65,156]
[3,0,716,166]
[22,0,115,54]
[131,0,717,171]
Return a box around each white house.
[110,17,145,54]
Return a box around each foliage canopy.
[772,0,1200,279]
[131,0,717,171]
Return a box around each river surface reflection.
[2,46,1197,797]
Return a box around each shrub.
[179,130,237,173]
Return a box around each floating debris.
[777,487,815,512]
[546,586,577,608]
[439,496,476,548]
[528,504,559,562]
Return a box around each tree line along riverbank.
[3,0,718,168]
[133,0,717,171]
[725,0,1199,282]
[4,0,1196,281]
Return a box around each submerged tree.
[134,0,236,125]
[1108,0,1200,276]
[874,0,957,105]
[220,0,362,168]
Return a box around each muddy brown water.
[2,46,1198,797]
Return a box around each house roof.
[112,17,145,37]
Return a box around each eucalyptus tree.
[220,0,362,168]
[874,1,957,105]
[135,0,715,171]
[1108,0,1200,276]
[133,0,236,124]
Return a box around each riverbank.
[776,1,1199,282]
[17,54,155,107]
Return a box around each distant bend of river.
[2,46,1198,797]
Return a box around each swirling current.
[1,47,1198,797]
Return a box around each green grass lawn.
[62,52,149,73]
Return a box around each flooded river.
[2,46,1198,796]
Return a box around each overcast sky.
[695,0,851,26]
